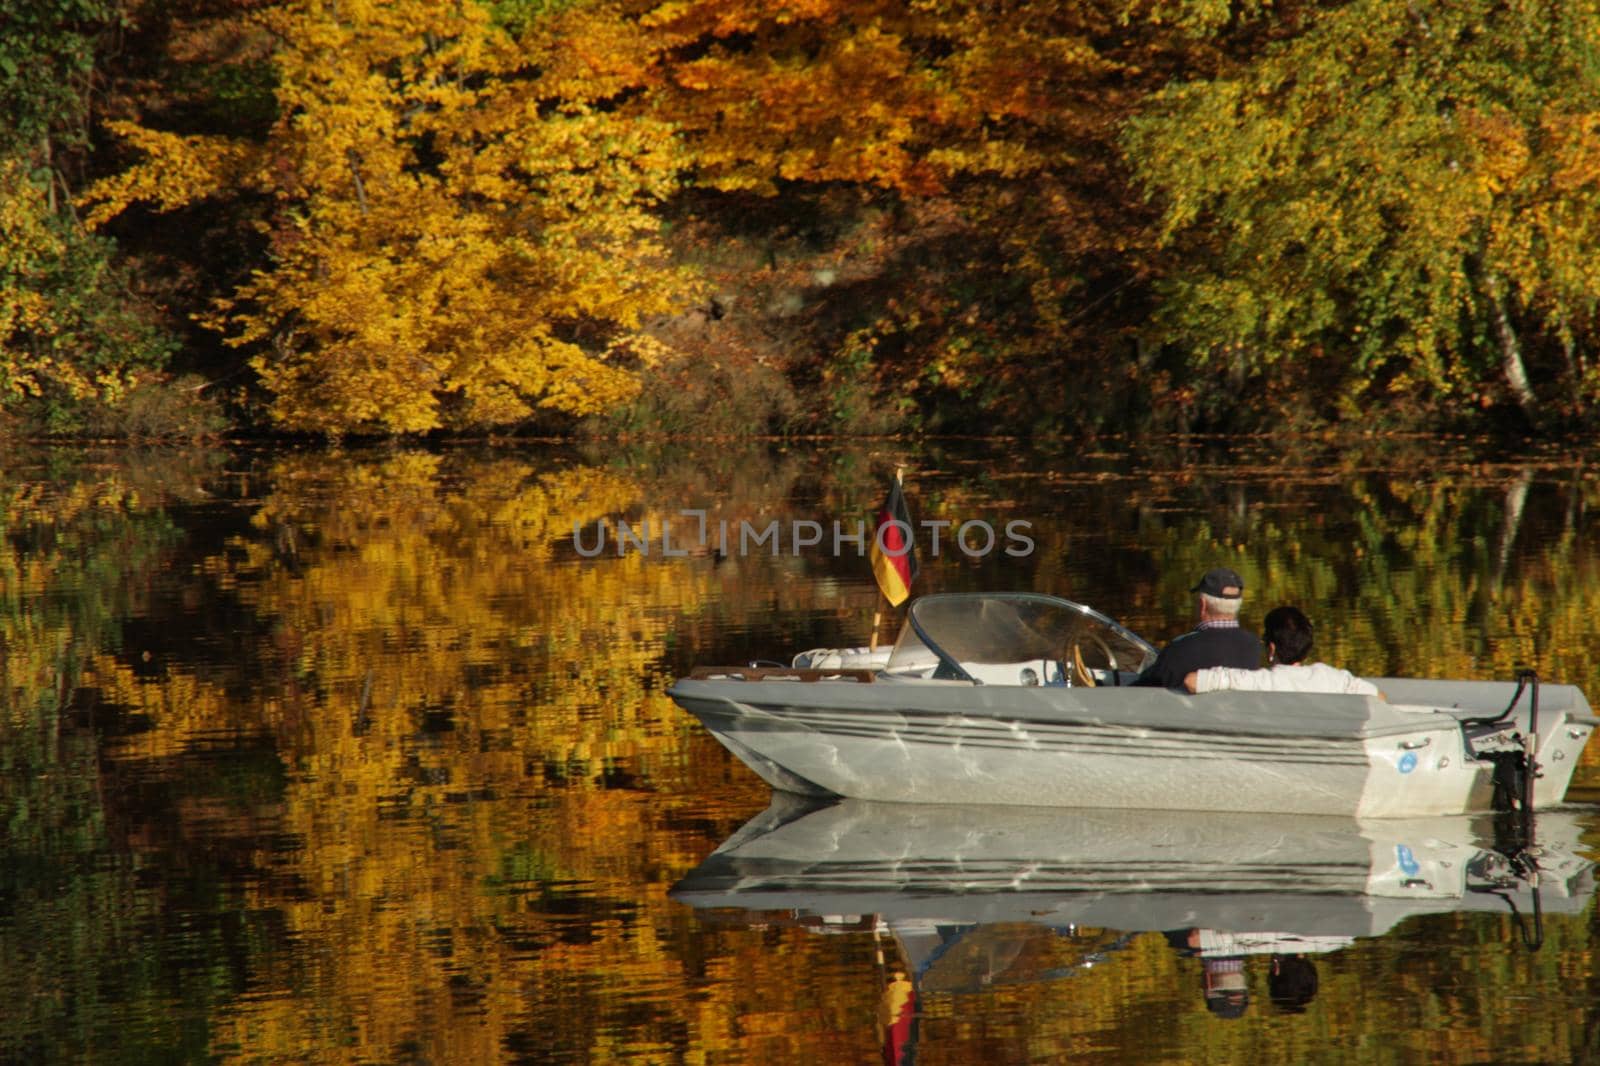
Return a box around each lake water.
[4,438,1600,1064]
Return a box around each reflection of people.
[1165,928,1335,1020]
[1201,955,1250,1019]
[1163,929,1250,1018]
[1268,955,1320,1013]
[1133,567,1263,689]
[1184,605,1381,697]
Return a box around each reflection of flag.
[870,475,919,606]
[878,977,916,1066]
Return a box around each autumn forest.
[6,0,1600,438]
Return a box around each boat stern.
[1533,714,1595,807]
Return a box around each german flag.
[870,474,919,606]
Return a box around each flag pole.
[868,465,905,652]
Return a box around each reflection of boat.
[667,593,1598,816]
[672,796,1597,986]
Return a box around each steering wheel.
[1069,631,1118,688]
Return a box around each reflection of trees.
[1115,468,1600,697]
[81,449,883,1063]
[0,449,268,1061]
[5,444,1600,1061]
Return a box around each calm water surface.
[4,439,1600,1064]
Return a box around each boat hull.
[668,676,1596,817]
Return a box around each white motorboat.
[667,592,1598,817]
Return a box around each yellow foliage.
[79,0,699,433]
[79,124,258,228]
[0,179,60,389]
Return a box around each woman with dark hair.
[1268,955,1320,1013]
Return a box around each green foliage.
[160,56,280,137]
[0,0,118,154]
[1117,0,1277,33]
[1127,0,1600,423]
[0,456,242,1061]
[0,161,176,433]
[488,0,581,36]
[0,0,184,437]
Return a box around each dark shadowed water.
[4,438,1600,1064]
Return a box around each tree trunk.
[1557,310,1585,412]
[1485,274,1537,416]
[346,148,369,215]
[43,135,56,215]
[1495,467,1531,591]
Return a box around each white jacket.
[1192,661,1380,697]
[1191,928,1356,957]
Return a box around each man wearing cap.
[1131,567,1264,688]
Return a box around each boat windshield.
[885,593,1158,685]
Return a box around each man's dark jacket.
[1132,627,1263,689]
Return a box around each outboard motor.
[1460,670,1542,817]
